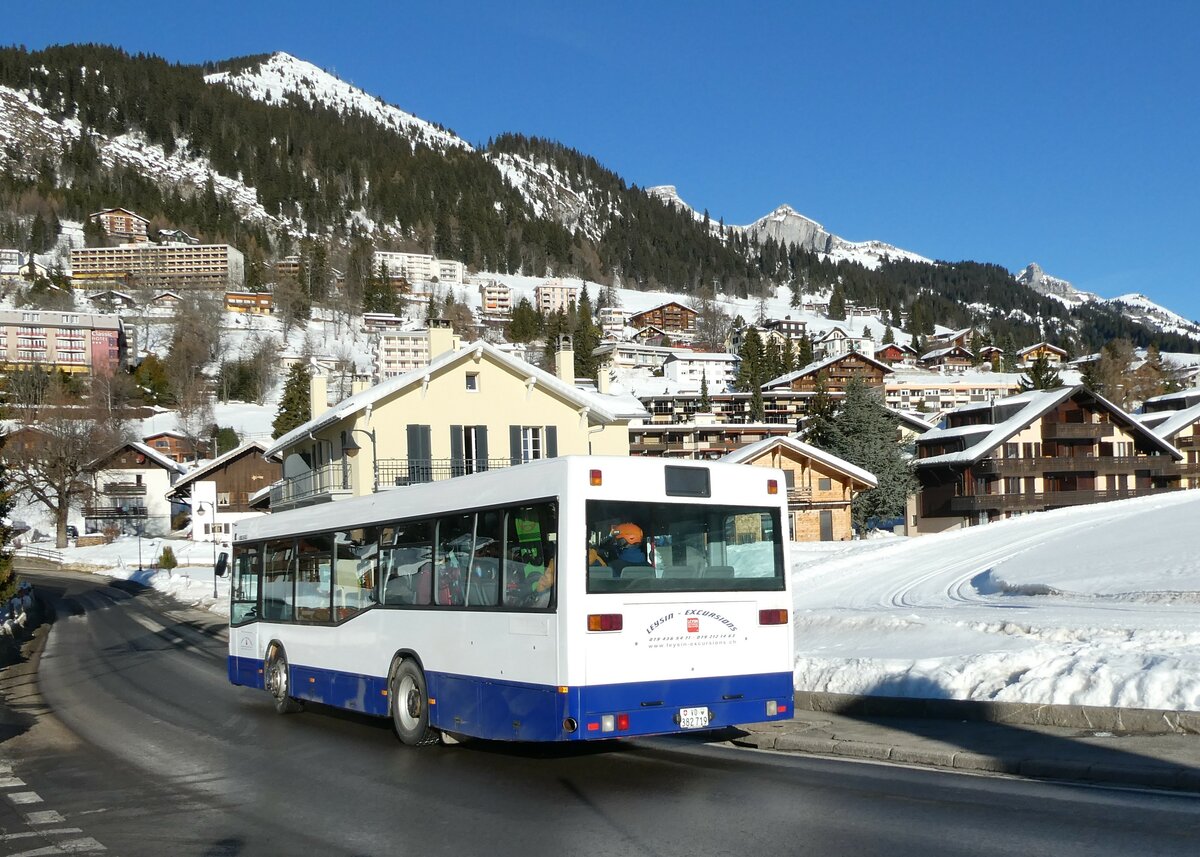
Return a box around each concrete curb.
[736,729,1200,793]
[793,691,1200,735]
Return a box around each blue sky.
[7,1,1200,319]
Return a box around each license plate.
[679,707,709,729]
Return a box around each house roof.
[630,301,695,318]
[92,440,188,474]
[930,326,974,342]
[890,407,940,434]
[168,441,270,497]
[763,351,894,389]
[721,435,878,488]
[264,340,643,458]
[1018,341,1069,358]
[663,351,738,363]
[90,207,149,223]
[143,429,192,441]
[1140,401,1200,443]
[916,385,1182,467]
[920,345,973,361]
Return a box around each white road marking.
[0,829,83,841]
[25,810,67,824]
[9,791,43,804]
[0,775,28,788]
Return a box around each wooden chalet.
[762,352,893,395]
[628,302,698,337]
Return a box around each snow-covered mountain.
[0,84,274,225]
[204,52,470,152]
[1108,293,1200,341]
[1015,263,1096,306]
[487,151,611,241]
[742,203,932,269]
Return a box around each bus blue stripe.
[230,656,792,741]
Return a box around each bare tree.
[3,379,129,548]
[175,384,215,463]
[689,288,734,352]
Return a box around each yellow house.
[722,436,878,541]
[263,328,647,510]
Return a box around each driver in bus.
[594,522,645,577]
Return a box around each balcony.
[1177,435,1199,449]
[974,455,1177,475]
[786,486,814,503]
[948,486,1182,513]
[376,458,513,488]
[84,505,148,518]
[1040,422,1111,440]
[269,461,353,510]
[102,482,148,497]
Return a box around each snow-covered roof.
[265,340,644,458]
[663,351,737,363]
[917,386,1182,467]
[169,441,270,494]
[143,429,191,441]
[1142,402,1200,443]
[721,435,878,488]
[1018,341,1069,357]
[763,351,894,389]
[93,440,188,474]
[920,345,972,361]
[1145,386,1200,406]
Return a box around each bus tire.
[390,659,438,746]
[265,645,303,715]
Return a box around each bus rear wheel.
[390,659,438,746]
[265,646,303,714]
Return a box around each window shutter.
[450,425,464,476]
[475,426,489,470]
[510,425,522,466]
[545,426,558,458]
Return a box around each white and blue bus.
[227,456,795,744]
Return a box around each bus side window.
[333,528,377,621]
[503,502,557,609]
[296,535,332,623]
[380,520,433,606]
[262,539,295,622]
[231,545,260,624]
[434,514,473,607]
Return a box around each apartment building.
[812,326,873,360]
[1140,388,1200,489]
[598,306,627,339]
[373,251,465,284]
[628,421,794,459]
[534,281,579,315]
[885,369,1024,413]
[628,301,698,338]
[90,208,150,243]
[913,385,1186,533]
[477,279,512,315]
[0,309,128,375]
[374,323,463,380]
[71,242,245,290]
[661,352,739,391]
[224,291,273,314]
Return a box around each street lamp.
[196,500,219,599]
[341,428,378,494]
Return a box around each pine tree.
[828,284,846,321]
[573,285,602,380]
[883,326,895,345]
[735,327,764,392]
[763,337,783,383]
[0,435,14,604]
[699,370,711,412]
[509,297,541,343]
[797,332,814,367]
[804,373,837,448]
[1019,354,1063,391]
[272,363,312,439]
[750,384,765,421]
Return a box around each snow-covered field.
[44,490,1200,713]
[791,490,1200,711]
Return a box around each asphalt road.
[2,569,1200,857]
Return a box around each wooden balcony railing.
[974,455,1176,475]
[1040,422,1111,440]
[948,486,1182,513]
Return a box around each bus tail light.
[589,469,603,486]
[767,700,789,717]
[617,713,630,731]
[767,479,778,495]
[588,613,623,632]
[759,609,788,625]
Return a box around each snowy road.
[790,491,1200,709]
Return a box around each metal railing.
[376,458,513,488]
[269,461,352,509]
[974,455,1177,475]
[83,505,148,518]
[949,486,1181,513]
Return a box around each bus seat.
[588,566,612,587]
[618,565,656,580]
[702,565,735,579]
[662,565,700,578]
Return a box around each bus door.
[230,544,263,688]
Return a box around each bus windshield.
[585,499,785,593]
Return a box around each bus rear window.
[585,500,784,593]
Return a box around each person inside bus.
[597,522,646,577]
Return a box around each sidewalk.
[735,708,1200,793]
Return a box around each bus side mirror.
[215,552,229,578]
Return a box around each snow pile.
[205,52,469,153]
[790,490,1200,710]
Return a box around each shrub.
[158,545,178,570]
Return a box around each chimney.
[309,373,328,419]
[428,318,459,362]
[597,365,611,395]
[351,375,371,395]
[555,334,575,384]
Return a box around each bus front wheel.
[390,659,438,746]
[265,646,303,714]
